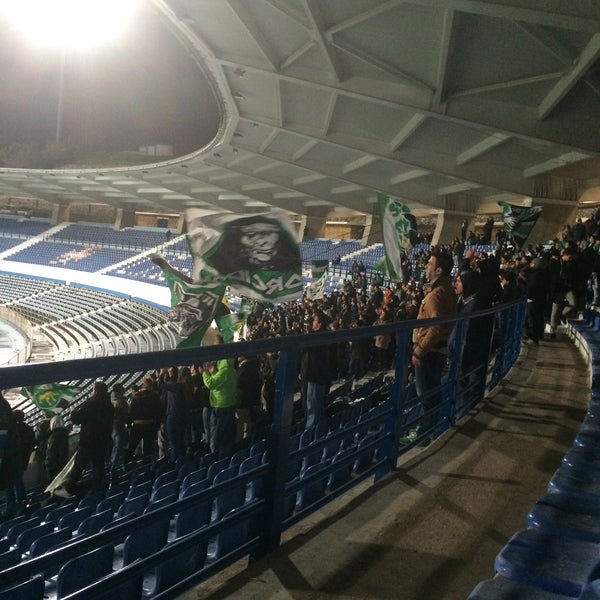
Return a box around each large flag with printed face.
[185,209,303,303]
[499,202,543,249]
[377,193,417,281]
[20,384,78,415]
[305,259,328,300]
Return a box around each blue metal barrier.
[0,298,527,599]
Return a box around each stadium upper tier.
[0,218,498,293]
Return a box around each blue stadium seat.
[77,508,113,536]
[300,442,325,476]
[207,457,231,482]
[130,468,153,488]
[180,468,207,496]
[0,514,28,538]
[150,545,205,597]
[207,506,256,562]
[77,490,106,511]
[0,575,45,600]
[548,466,600,503]
[122,517,169,566]
[29,526,73,559]
[144,496,175,514]
[327,448,356,492]
[239,454,264,502]
[466,577,575,599]
[30,501,61,522]
[249,439,267,458]
[199,452,219,470]
[175,480,212,538]
[213,467,247,521]
[149,480,179,504]
[229,446,250,469]
[527,492,600,542]
[96,492,126,515]
[55,544,114,599]
[562,446,600,472]
[352,432,380,475]
[580,562,600,599]
[0,547,21,570]
[152,469,178,491]
[176,455,196,481]
[116,493,149,518]
[57,506,93,533]
[494,528,600,597]
[296,463,329,511]
[126,480,153,500]
[5,516,41,546]
[45,503,76,525]
[15,521,55,553]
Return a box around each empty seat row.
[467,309,600,599]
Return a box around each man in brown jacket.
[409,247,457,442]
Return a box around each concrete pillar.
[362,214,378,245]
[301,215,326,240]
[431,211,469,245]
[176,213,185,234]
[527,202,578,244]
[51,203,71,225]
[114,208,135,230]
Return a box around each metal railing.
[0,298,527,598]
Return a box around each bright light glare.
[1,0,142,48]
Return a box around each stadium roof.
[1,0,600,223]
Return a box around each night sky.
[0,4,220,159]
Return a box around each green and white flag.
[499,202,543,249]
[377,192,417,281]
[216,313,246,343]
[20,384,79,415]
[164,270,226,349]
[305,259,328,300]
[373,255,388,276]
[185,209,303,303]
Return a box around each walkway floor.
[180,329,590,600]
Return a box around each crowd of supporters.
[4,212,600,510]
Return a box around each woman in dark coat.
[54,381,113,498]
[0,392,20,518]
[45,415,70,481]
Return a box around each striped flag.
[377,192,417,281]
[499,202,543,249]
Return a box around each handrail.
[0,298,527,599]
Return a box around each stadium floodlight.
[0,0,142,48]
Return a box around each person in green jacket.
[202,358,238,458]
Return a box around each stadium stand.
[0,219,530,599]
[0,292,519,598]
